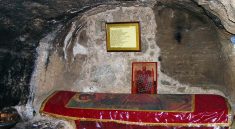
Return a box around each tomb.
[40,91,232,129]
[1,0,235,129]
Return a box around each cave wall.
[33,5,160,105]
[32,2,230,113]
[155,4,227,94]
[0,0,139,110]
[217,29,235,109]
[1,0,235,115]
[196,0,235,34]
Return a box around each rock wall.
[196,0,235,34]
[216,29,235,109]
[32,3,227,113]
[155,3,227,95]
[33,5,160,105]
[1,0,235,118]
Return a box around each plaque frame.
[106,22,141,52]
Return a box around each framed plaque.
[132,62,158,94]
[106,22,141,52]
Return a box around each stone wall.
[155,4,227,95]
[32,3,228,112]
[1,0,235,113]
[196,0,235,34]
[1,1,235,127]
[33,5,159,106]
[217,29,235,109]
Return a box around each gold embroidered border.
[227,100,233,126]
[40,91,230,127]
[40,110,230,127]
[40,91,60,113]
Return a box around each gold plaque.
[106,22,141,52]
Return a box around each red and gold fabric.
[40,91,232,128]
[75,121,229,129]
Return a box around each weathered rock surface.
[0,0,234,110]
[12,118,74,129]
[155,2,227,94]
[196,0,235,34]
[0,1,235,128]
[33,2,228,112]
[33,6,159,103]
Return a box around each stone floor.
[12,121,65,129]
[12,118,73,129]
[10,117,235,129]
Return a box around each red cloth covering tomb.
[40,91,233,129]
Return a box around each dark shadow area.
[154,2,227,93]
